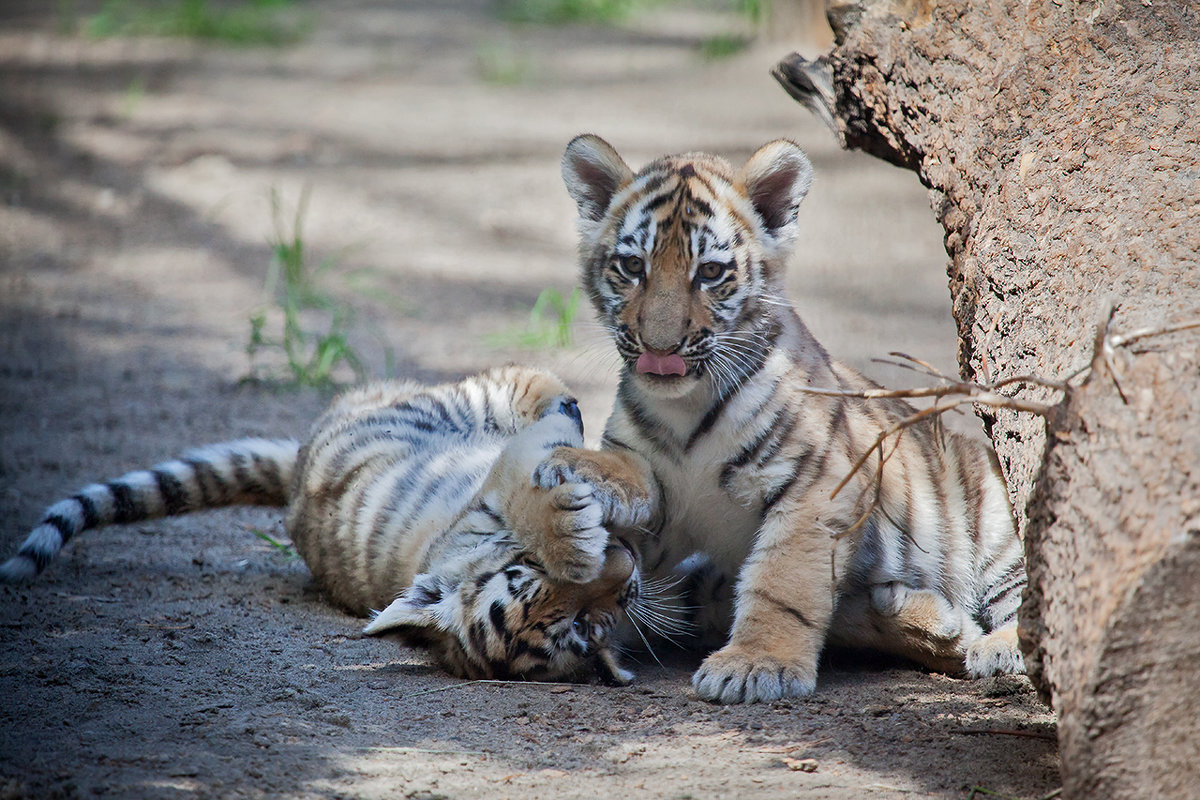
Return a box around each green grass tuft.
[82,0,310,45]
[700,33,749,60]
[250,528,300,560]
[498,0,642,24]
[476,41,534,85]
[733,0,768,24]
[245,187,371,388]
[488,287,584,349]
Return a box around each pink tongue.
[636,351,687,376]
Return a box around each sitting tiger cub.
[0,366,651,684]
[536,135,1027,703]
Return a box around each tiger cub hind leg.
[875,585,1025,677]
[830,585,1024,677]
[965,625,1024,677]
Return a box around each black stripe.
[479,498,506,527]
[251,453,284,498]
[643,190,676,214]
[364,460,429,566]
[468,621,490,663]
[17,547,53,572]
[619,384,678,455]
[489,601,508,638]
[685,385,739,451]
[197,459,230,503]
[228,450,251,491]
[508,636,541,661]
[760,446,818,515]
[183,459,214,505]
[982,560,1026,604]
[447,393,474,436]
[722,407,785,473]
[73,493,100,528]
[231,450,274,500]
[601,435,635,452]
[755,413,798,467]
[686,198,714,218]
[152,469,189,515]
[482,401,500,434]
[425,397,456,431]
[751,589,815,628]
[108,482,140,524]
[43,514,75,544]
[396,413,437,433]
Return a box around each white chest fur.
[620,352,793,579]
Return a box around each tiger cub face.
[388,539,640,683]
[561,135,813,399]
[362,389,641,683]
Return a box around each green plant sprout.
[700,33,749,60]
[250,528,300,561]
[246,187,369,388]
[82,0,309,45]
[488,287,583,349]
[499,0,642,24]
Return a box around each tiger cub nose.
[572,544,636,602]
[596,543,635,586]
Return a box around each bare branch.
[1108,318,1200,348]
[808,306,1200,533]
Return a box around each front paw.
[532,449,652,530]
[534,482,609,583]
[692,646,817,704]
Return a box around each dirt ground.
[0,2,1059,798]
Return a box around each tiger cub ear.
[737,139,814,248]
[562,134,635,223]
[362,574,461,635]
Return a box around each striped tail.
[0,438,300,582]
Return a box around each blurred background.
[0,0,953,443]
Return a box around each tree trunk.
[775,2,1200,797]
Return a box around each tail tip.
[0,555,39,584]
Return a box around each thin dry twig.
[804,305,1200,527]
[400,678,578,699]
[1108,317,1200,348]
[957,727,1057,741]
[358,746,489,757]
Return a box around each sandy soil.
[0,2,1058,798]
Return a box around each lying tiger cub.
[1,366,652,684]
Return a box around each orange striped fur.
[550,135,1025,702]
[2,367,644,684]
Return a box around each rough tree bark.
[774,2,1200,797]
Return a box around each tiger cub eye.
[698,261,728,281]
[620,255,645,276]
